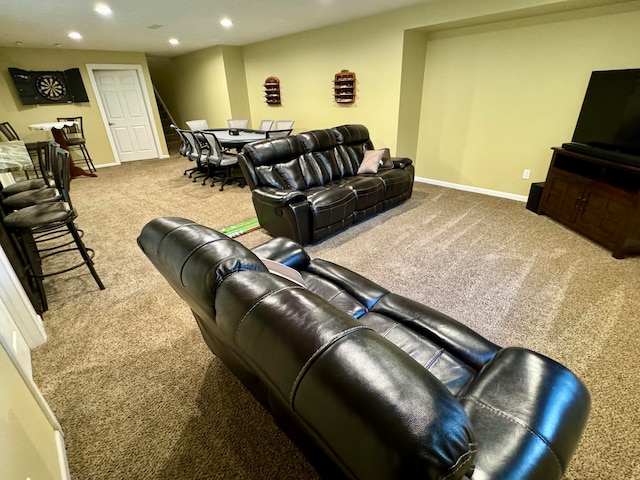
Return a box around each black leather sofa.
[138,217,590,480]
[238,124,414,245]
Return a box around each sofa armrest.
[458,347,590,480]
[392,157,413,169]
[252,186,307,208]
[252,188,312,245]
[251,237,311,270]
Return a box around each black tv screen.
[571,68,640,156]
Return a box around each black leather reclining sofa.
[238,124,414,245]
[138,217,591,480]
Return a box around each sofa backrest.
[239,124,374,191]
[333,124,374,168]
[138,217,478,480]
[298,129,356,182]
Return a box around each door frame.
[86,64,166,165]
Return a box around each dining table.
[0,140,35,186]
[205,128,268,150]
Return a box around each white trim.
[55,430,71,480]
[0,246,46,350]
[415,176,528,202]
[0,337,64,434]
[85,64,163,163]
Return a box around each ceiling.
[0,0,436,57]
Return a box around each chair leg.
[16,233,48,312]
[67,223,105,290]
[79,144,97,173]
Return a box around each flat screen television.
[563,68,640,167]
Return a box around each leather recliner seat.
[138,217,591,480]
[238,124,414,245]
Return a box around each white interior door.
[94,69,158,162]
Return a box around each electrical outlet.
[522,169,531,180]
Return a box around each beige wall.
[417,6,640,195]
[237,0,640,196]
[165,46,235,129]
[0,345,66,480]
[243,17,405,148]
[0,47,167,167]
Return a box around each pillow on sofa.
[357,149,385,174]
[380,148,393,169]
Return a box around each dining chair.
[178,129,210,184]
[199,131,246,191]
[2,146,105,311]
[185,119,209,130]
[259,120,274,131]
[266,129,293,139]
[227,119,249,129]
[170,124,196,177]
[56,116,97,173]
[0,122,20,141]
[273,120,294,130]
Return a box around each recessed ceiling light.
[220,18,233,28]
[68,31,82,40]
[169,38,180,45]
[94,4,112,16]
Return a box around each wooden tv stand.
[539,147,640,259]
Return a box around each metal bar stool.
[56,116,97,173]
[2,147,105,311]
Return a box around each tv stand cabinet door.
[574,186,631,249]
[539,169,585,225]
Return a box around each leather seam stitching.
[424,348,445,370]
[234,286,305,344]
[458,396,564,472]
[380,322,399,338]
[289,325,373,406]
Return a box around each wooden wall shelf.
[334,70,355,104]
[264,77,281,105]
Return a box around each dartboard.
[36,74,67,101]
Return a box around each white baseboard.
[414,176,528,203]
[94,162,118,169]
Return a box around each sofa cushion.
[305,185,355,230]
[375,168,414,200]
[339,176,385,211]
[245,136,306,189]
[298,129,344,185]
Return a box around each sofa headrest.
[242,135,304,167]
[332,124,370,145]
[297,129,338,152]
[138,217,267,315]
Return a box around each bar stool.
[2,147,105,311]
[56,116,97,173]
[0,141,56,199]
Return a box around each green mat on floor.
[220,217,261,238]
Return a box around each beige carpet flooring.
[31,155,640,479]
